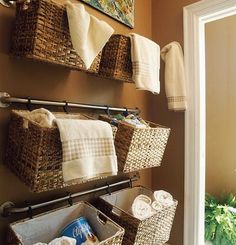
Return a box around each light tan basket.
[7,201,124,245]
[99,115,170,172]
[98,35,133,83]
[96,186,177,245]
[5,110,117,193]
[10,0,101,73]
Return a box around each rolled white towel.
[33,236,76,245]
[131,195,153,220]
[153,190,174,207]
[26,108,56,128]
[151,201,163,212]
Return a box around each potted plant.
[205,193,236,245]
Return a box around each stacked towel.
[66,1,114,69]
[55,119,117,182]
[161,41,187,111]
[34,236,76,245]
[131,191,174,220]
[129,33,160,94]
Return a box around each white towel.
[153,190,174,207]
[55,119,117,182]
[131,195,153,220]
[33,236,76,245]
[25,108,56,128]
[66,1,114,69]
[161,41,187,111]
[129,33,160,94]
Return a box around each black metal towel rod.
[0,176,139,217]
[0,92,140,114]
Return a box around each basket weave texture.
[5,110,117,193]
[96,186,177,245]
[99,115,170,172]
[10,0,101,73]
[7,202,124,245]
[98,35,133,83]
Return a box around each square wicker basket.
[99,115,170,172]
[5,110,117,193]
[96,186,178,245]
[10,0,101,73]
[7,201,124,245]
[98,35,133,83]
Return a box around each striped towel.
[129,33,160,94]
[56,119,117,182]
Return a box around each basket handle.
[97,212,108,225]
[111,206,122,217]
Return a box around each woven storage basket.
[7,201,124,245]
[96,186,177,245]
[10,0,101,73]
[5,110,117,193]
[99,115,170,172]
[98,35,133,82]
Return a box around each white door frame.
[183,1,236,245]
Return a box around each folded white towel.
[131,195,153,220]
[33,236,76,245]
[153,190,174,207]
[129,33,160,94]
[25,108,56,128]
[161,41,187,111]
[66,1,114,69]
[55,119,117,182]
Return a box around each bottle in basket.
[61,217,99,245]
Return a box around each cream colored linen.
[66,1,114,69]
[129,33,160,94]
[33,236,76,245]
[161,41,187,111]
[55,119,117,182]
[25,108,56,128]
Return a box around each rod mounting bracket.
[0,92,10,108]
[0,202,15,217]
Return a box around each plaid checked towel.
[56,118,117,182]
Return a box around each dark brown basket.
[96,186,177,245]
[98,35,133,83]
[5,110,117,193]
[7,201,124,245]
[10,0,101,73]
[99,115,170,173]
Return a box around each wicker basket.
[99,115,170,172]
[5,110,117,193]
[10,0,101,73]
[98,35,133,83]
[96,186,177,245]
[7,201,124,245]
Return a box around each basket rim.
[9,201,125,234]
[99,185,178,222]
[100,114,171,130]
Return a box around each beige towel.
[33,236,76,245]
[66,1,114,69]
[25,108,56,128]
[55,119,117,182]
[129,33,160,94]
[161,41,187,111]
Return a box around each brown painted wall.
[205,15,236,197]
[151,1,198,245]
[0,0,153,242]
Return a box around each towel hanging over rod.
[0,175,139,217]
[0,91,140,114]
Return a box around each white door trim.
[183,1,236,245]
